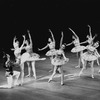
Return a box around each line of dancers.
[1,25,100,88]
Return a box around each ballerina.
[1,53,20,88]
[24,30,40,78]
[48,32,69,85]
[38,29,56,57]
[82,25,99,65]
[79,41,100,78]
[65,28,86,68]
[11,35,26,64]
[38,29,57,72]
[78,25,99,78]
[19,31,46,85]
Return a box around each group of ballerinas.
[1,25,100,88]
[66,25,100,79]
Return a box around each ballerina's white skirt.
[46,49,57,56]
[71,46,86,53]
[51,57,69,66]
[81,52,98,61]
[20,52,46,64]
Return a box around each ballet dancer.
[65,28,86,68]
[19,31,46,85]
[24,30,40,78]
[48,32,69,85]
[38,29,57,72]
[81,25,99,65]
[11,35,26,64]
[78,41,100,78]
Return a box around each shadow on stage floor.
[0,53,100,100]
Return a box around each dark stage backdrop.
[0,0,100,57]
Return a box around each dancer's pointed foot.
[25,74,31,77]
[75,65,80,68]
[33,75,37,80]
[48,79,52,83]
[91,75,94,78]
[49,70,53,73]
[61,83,64,86]
[14,82,20,86]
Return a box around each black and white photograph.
[0,0,100,100]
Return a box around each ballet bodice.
[73,39,80,47]
[48,42,55,49]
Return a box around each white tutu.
[86,45,95,51]
[20,52,30,64]
[51,57,69,66]
[71,46,86,53]
[81,52,97,61]
[46,49,56,56]
[20,52,45,64]
[31,53,40,58]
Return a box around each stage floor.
[0,53,100,100]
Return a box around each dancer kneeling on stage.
[3,53,20,88]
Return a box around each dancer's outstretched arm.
[80,40,88,45]
[38,44,48,51]
[64,42,73,46]
[49,29,55,42]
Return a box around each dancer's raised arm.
[13,36,17,47]
[49,29,55,42]
[27,30,33,47]
[87,25,92,38]
[60,31,64,48]
[92,34,97,41]
[69,28,78,39]
[20,35,26,49]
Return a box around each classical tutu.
[51,57,69,65]
[45,49,56,56]
[81,52,97,61]
[71,46,86,53]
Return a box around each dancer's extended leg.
[91,61,94,78]
[31,61,36,80]
[58,66,64,85]
[48,65,57,83]
[25,62,31,77]
[20,63,24,85]
[78,59,86,76]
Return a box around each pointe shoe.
[14,82,20,86]
[25,74,30,77]
[49,70,53,72]
[91,75,94,78]
[7,85,13,89]
[48,79,52,83]
[61,83,64,86]
[75,65,80,68]
[33,75,37,80]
